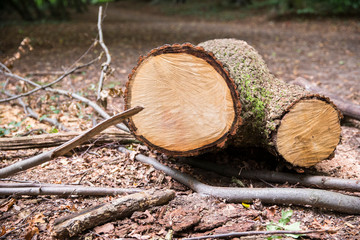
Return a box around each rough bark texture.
[125,39,342,167]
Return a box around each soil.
[0,1,359,239]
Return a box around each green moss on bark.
[198,39,308,148]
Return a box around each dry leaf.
[94,222,114,234]
[33,213,45,224]
[0,198,16,212]
[24,226,39,240]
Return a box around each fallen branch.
[0,57,99,103]
[51,189,175,239]
[0,106,143,178]
[1,67,130,132]
[185,159,360,192]
[183,229,336,240]
[96,6,112,100]
[0,130,135,150]
[291,77,360,121]
[0,183,143,196]
[2,85,68,132]
[118,147,360,214]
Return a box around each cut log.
[125,39,342,167]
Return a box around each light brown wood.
[129,53,236,152]
[0,131,135,150]
[276,99,341,167]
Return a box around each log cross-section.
[125,39,342,167]
[125,44,242,156]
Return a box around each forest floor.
[0,1,360,239]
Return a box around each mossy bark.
[198,39,341,166]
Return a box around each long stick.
[0,184,142,196]
[186,158,360,192]
[0,107,142,178]
[183,229,336,240]
[118,147,360,214]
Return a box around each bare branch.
[118,147,360,214]
[185,158,360,192]
[96,6,112,100]
[183,229,336,240]
[3,89,68,131]
[0,65,130,132]
[0,107,143,178]
[0,57,98,103]
[0,183,143,196]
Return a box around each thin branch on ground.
[0,107,142,178]
[291,77,360,121]
[3,88,68,131]
[185,158,360,192]
[183,229,337,240]
[118,147,360,214]
[0,183,143,196]
[0,57,99,103]
[96,6,112,100]
[0,65,130,132]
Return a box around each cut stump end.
[276,99,341,167]
[125,44,241,156]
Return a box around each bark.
[125,39,342,167]
[119,147,360,214]
[0,131,135,151]
[51,189,175,239]
[0,183,143,196]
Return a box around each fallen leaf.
[24,226,39,240]
[0,198,16,212]
[94,222,114,234]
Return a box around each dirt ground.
[0,1,360,239]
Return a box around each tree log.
[0,130,135,151]
[51,189,175,239]
[125,39,342,167]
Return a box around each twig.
[3,89,68,131]
[0,57,98,103]
[96,6,112,100]
[0,106,143,178]
[0,183,143,196]
[51,189,175,239]
[47,88,130,132]
[185,159,360,192]
[0,67,130,132]
[118,147,360,214]
[291,77,360,121]
[183,229,336,240]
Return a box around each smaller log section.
[125,39,342,167]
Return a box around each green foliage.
[0,120,24,137]
[266,209,302,239]
[250,0,360,16]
